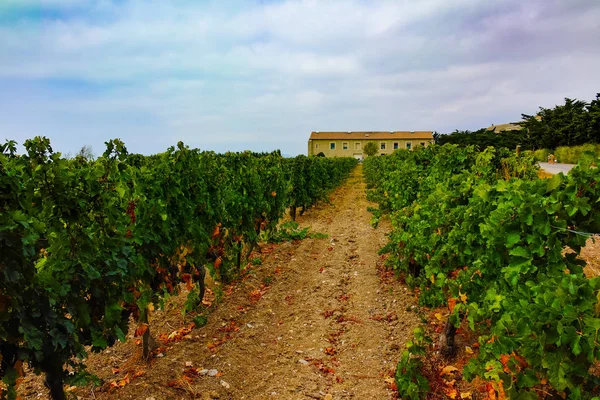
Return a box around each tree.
[76,145,94,161]
[363,141,378,157]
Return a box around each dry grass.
[582,235,600,278]
[537,169,553,179]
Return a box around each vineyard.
[3,138,600,399]
[0,137,356,399]
[364,145,600,399]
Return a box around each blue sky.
[1,0,600,156]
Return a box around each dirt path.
[20,166,420,400]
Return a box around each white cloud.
[1,0,600,155]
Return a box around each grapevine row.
[364,145,600,399]
[0,137,356,399]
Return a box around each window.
[315,143,319,149]
[380,142,386,150]
[355,142,361,150]
[343,142,348,150]
[406,142,412,150]
[330,142,336,150]
[420,142,426,147]
[393,142,399,150]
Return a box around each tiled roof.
[309,131,434,140]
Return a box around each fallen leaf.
[443,387,458,399]
[496,381,507,400]
[109,373,131,391]
[159,324,195,344]
[134,323,149,337]
[120,374,130,387]
[440,365,459,376]
[485,383,497,400]
[132,370,145,379]
[218,321,240,333]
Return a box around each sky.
[1,0,600,156]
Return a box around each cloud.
[1,0,600,155]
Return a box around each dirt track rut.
[187,166,420,399]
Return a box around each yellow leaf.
[443,387,458,399]
[465,346,474,354]
[435,312,443,321]
[459,291,467,303]
[440,365,459,376]
[460,392,472,399]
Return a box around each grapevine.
[0,137,356,399]
[365,145,600,399]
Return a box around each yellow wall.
[308,139,431,157]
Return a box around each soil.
[18,165,421,400]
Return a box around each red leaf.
[324,347,336,356]
[134,323,149,337]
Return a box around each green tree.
[363,141,378,157]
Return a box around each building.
[307,131,434,159]
[486,122,522,132]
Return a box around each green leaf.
[572,335,582,356]
[115,182,126,198]
[509,246,531,258]
[516,369,540,388]
[91,332,108,349]
[83,265,101,280]
[546,173,562,192]
[114,326,126,342]
[584,317,600,330]
[506,232,520,247]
